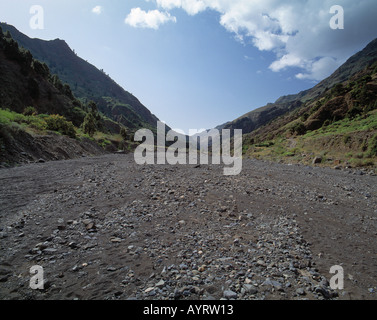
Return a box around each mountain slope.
[0,27,85,126]
[0,23,160,131]
[0,27,111,165]
[221,38,377,135]
[241,60,377,168]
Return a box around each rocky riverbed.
[0,154,376,300]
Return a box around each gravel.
[0,154,376,300]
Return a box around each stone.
[107,267,118,272]
[243,284,258,294]
[144,287,155,293]
[0,232,8,239]
[312,157,322,164]
[257,260,266,267]
[296,288,306,296]
[36,242,49,250]
[179,263,188,270]
[263,279,284,291]
[43,248,57,254]
[198,265,206,272]
[314,285,331,299]
[223,290,238,300]
[82,219,92,225]
[85,223,96,231]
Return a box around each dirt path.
[0,154,376,300]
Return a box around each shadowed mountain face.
[0,27,86,126]
[221,38,377,135]
[0,23,160,131]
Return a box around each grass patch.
[0,108,75,137]
[367,133,377,157]
[349,158,375,167]
[304,111,377,139]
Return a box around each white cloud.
[151,0,208,15]
[269,53,305,72]
[296,57,339,81]
[125,7,177,29]
[92,6,103,15]
[145,0,377,81]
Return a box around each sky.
[1,0,377,134]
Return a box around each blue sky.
[1,0,377,134]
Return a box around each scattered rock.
[296,288,306,296]
[1,153,375,300]
[223,290,238,300]
[243,284,258,294]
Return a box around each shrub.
[359,75,372,84]
[45,114,76,138]
[368,134,377,157]
[283,151,296,157]
[82,112,96,137]
[23,106,38,116]
[31,60,50,77]
[120,127,128,141]
[290,122,307,135]
[365,100,377,113]
[310,101,323,114]
[301,113,309,122]
[51,74,63,91]
[255,141,274,147]
[331,83,346,97]
[62,84,74,100]
[27,116,47,131]
[343,135,351,145]
[346,105,363,119]
[4,30,11,39]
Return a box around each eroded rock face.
[0,128,106,167]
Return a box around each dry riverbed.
[0,154,376,300]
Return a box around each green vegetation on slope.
[0,25,135,164]
[221,39,377,137]
[0,22,160,132]
[243,61,377,168]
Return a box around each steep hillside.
[221,38,377,136]
[242,62,377,168]
[0,23,160,132]
[0,27,135,166]
[0,27,86,126]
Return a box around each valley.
[0,18,376,303]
